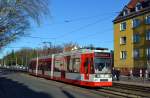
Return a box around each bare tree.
[0,0,50,48]
[63,42,80,52]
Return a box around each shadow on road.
[0,77,52,98]
[0,69,24,76]
[61,89,75,98]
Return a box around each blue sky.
[0,0,130,58]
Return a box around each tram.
[29,47,112,87]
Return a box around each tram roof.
[54,47,110,56]
[30,47,110,60]
[79,47,108,50]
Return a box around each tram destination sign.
[94,53,111,58]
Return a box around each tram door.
[81,53,93,80]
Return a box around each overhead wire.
[22,14,114,40]
[1,12,118,50]
[52,15,114,39]
[27,12,117,30]
[73,28,113,40]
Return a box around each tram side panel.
[29,58,52,77]
[64,54,82,85]
[59,52,111,87]
[53,53,103,87]
[29,51,112,87]
[52,54,81,83]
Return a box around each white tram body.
[29,48,112,87]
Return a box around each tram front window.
[94,58,111,73]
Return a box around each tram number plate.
[100,79,108,81]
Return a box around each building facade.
[113,0,150,75]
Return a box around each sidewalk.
[113,75,150,87]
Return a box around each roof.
[113,0,150,23]
[127,0,145,9]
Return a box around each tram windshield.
[94,58,111,73]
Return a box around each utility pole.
[25,56,27,67]
[11,59,12,67]
[3,58,6,67]
[25,49,27,67]
[3,59,6,67]
[16,57,17,66]
[35,50,39,76]
[22,57,23,66]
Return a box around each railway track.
[93,82,150,98]
[113,83,150,93]
[95,88,144,98]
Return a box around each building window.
[135,3,142,11]
[146,48,150,58]
[145,15,150,24]
[134,49,140,59]
[132,19,140,28]
[120,51,127,59]
[146,31,150,40]
[123,9,130,16]
[120,37,126,44]
[133,34,140,43]
[120,22,126,31]
[123,10,128,16]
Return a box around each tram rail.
[95,88,143,98]
[113,82,150,93]
[94,82,150,98]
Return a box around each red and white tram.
[29,47,112,87]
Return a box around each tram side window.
[66,56,71,72]
[54,59,62,72]
[30,62,35,69]
[29,62,32,69]
[38,62,43,70]
[42,62,51,71]
[71,58,80,73]
[33,62,36,69]
[63,58,67,72]
[54,61,60,71]
[47,62,51,70]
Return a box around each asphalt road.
[0,69,106,98]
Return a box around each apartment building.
[113,0,150,74]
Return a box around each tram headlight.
[101,74,110,78]
[100,74,105,78]
[104,74,112,78]
[95,74,105,78]
[104,74,109,78]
